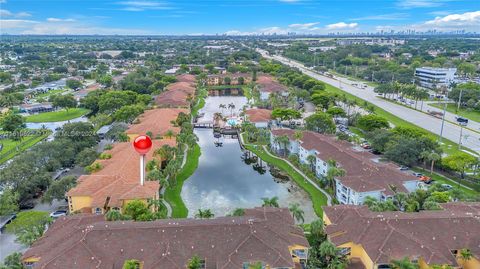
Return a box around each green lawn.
[323,83,474,156]
[0,131,50,164]
[26,108,90,123]
[243,143,327,218]
[430,103,480,123]
[164,144,201,218]
[35,89,67,99]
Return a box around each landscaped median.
[242,142,329,217]
[163,144,201,218]
[0,130,51,164]
[26,108,90,123]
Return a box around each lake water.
[181,96,316,223]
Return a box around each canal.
[181,96,316,223]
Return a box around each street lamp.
[133,135,152,186]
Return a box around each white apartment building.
[415,67,457,89]
[270,129,419,205]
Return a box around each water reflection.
[181,129,316,223]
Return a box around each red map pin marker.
[133,135,152,155]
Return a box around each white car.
[50,210,67,218]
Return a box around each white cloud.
[397,0,452,9]
[351,13,409,21]
[116,1,172,11]
[0,0,6,3]
[46,17,75,22]
[0,18,151,35]
[326,22,358,30]
[288,22,319,30]
[376,10,480,32]
[0,9,32,18]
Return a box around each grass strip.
[164,144,201,218]
[243,143,327,217]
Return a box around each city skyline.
[1,0,479,35]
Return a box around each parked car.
[412,172,423,177]
[50,210,67,218]
[19,200,35,210]
[419,176,432,184]
[398,165,409,171]
[441,184,453,190]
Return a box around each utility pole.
[456,87,463,113]
[458,124,464,150]
[439,90,450,145]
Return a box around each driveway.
[258,49,480,154]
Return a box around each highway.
[257,49,480,155]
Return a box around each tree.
[0,252,24,269]
[16,225,46,246]
[311,92,334,110]
[124,200,151,221]
[391,258,419,269]
[114,104,144,123]
[97,75,113,87]
[1,113,25,132]
[424,151,441,175]
[442,153,477,178]
[307,154,317,173]
[195,209,214,219]
[459,248,473,262]
[187,255,202,269]
[326,107,346,117]
[231,208,245,216]
[123,259,140,269]
[43,176,76,203]
[356,114,389,131]
[51,94,77,112]
[76,147,98,167]
[325,159,345,192]
[273,135,290,157]
[0,189,19,215]
[261,196,279,207]
[384,137,423,166]
[66,79,83,90]
[105,209,128,221]
[305,112,336,134]
[289,203,305,223]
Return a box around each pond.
[182,98,316,223]
[26,116,88,133]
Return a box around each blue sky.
[1,0,479,35]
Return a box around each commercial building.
[22,207,309,269]
[323,202,480,269]
[415,67,457,89]
[271,130,419,205]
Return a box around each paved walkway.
[261,145,333,206]
[257,49,480,154]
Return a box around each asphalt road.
[258,49,480,154]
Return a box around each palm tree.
[274,135,290,157]
[231,208,245,216]
[187,255,202,269]
[288,203,305,223]
[294,130,303,141]
[307,155,317,173]
[459,248,473,262]
[428,152,441,175]
[164,129,175,139]
[154,145,175,166]
[325,159,346,193]
[105,209,125,221]
[390,258,419,269]
[147,198,165,213]
[261,196,279,207]
[310,219,325,238]
[219,104,226,115]
[228,102,235,116]
[195,209,214,219]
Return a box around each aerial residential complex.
[22,207,309,269]
[323,202,480,269]
[271,129,420,205]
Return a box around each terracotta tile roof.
[271,129,418,194]
[23,207,309,269]
[94,139,176,183]
[245,108,272,123]
[256,74,288,93]
[324,203,480,266]
[126,108,187,137]
[175,74,196,83]
[155,82,195,107]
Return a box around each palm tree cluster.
[261,196,279,207]
[195,209,214,219]
[364,183,455,212]
[374,82,430,110]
